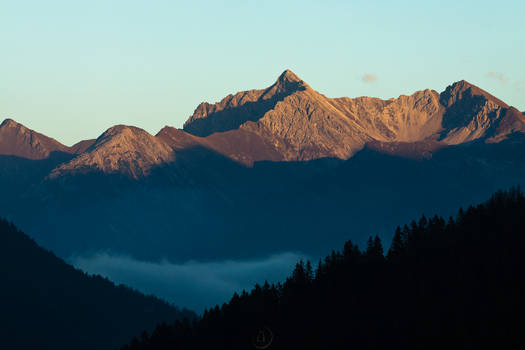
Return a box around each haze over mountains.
[1,70,525,309]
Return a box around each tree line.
[122,187,525,349]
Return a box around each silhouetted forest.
[122,188,525,349]
[0,218,195,350]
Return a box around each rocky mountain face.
[183,70,308,137]
[183,71,525,162]
[439,80,524,144]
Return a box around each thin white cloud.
[362,74,377,83]
[513,80,525,92]
[70,252,306,313]
[487,71,508,84]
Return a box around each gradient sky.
[1,0,524,146]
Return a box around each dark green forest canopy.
[123,187,525,350]
[0,218,195,350]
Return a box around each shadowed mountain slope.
[157,126,283,165]
[0,218,194,350]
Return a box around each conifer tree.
[387,227,405,261]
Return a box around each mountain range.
[1,70,525,264]
[2,70,524,179]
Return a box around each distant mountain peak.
[277,69,303,84]
[438,80,521,144]
[0,118,69,159]
[49,124,174,179]
[183,70,310,137]
[0,118,21,128]
[97,124,144,139]
[268,69,309,96]
[453,79,472,87]
[441,80,509,109]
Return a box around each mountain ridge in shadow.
[0,218,195,350]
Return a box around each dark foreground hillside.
[123,188,525,350]
[0,219,195,350]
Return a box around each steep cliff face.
[49,125,175,179]
[0,119,70,159]
[184,70,524,162]
[183,70,308,138]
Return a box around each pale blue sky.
[1,0,524,145]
